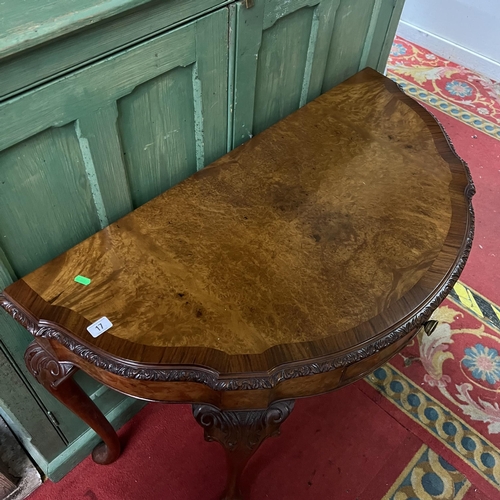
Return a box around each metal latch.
[421,320,439,336]
[47,411,60,427]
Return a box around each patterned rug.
[360,37,500,500]
[387,37,500,142]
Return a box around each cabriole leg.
[24,340,121,464]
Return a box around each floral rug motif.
[387,37,500,141]
[361,37,500,499]
[365,297,500,498]
[399,302,500,439]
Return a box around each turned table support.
[24,340,121,465]
[192,401,295,500]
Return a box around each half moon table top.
[2,69,474,392]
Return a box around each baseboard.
[396,20,500,82]
[0,408,49,478]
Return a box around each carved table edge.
[0,199,474,393]
[393,78,476,200]
[24,340,77,389]
[0,101,475,391]
[0,78,475,392]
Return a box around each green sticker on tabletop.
[74,275,91,286]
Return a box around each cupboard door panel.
[322,0,376,90]
[0,0,228,100]
[253,8,315,135]
[0,9,228,452]
[233,0,404,147]
[233,0,336,147]
[0,8,228,276]
[118,66,200,207]
[0,124,101,277]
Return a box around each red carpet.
[26,387,422,500]
[28,382,492,499]
[28,37,500,499]
[387,37,500,305]
[361,298,500,500]
[403,93,500,308]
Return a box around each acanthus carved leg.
[192,400,295,500]
[24,340,121,464]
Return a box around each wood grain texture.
[118,65,199,207]
[253,7,315,135]
[0,0,227,100]
[24,340,121,465]
[0,255,98,444]
[0,25,195,153]
[322,0,376,91]
[0,123,101,277]
[195,9,229,166]
[25,324,417,410]
[1,227,136,445]
[116,8,228,207]
[231,0,265,148]
[233,0,328,147]
[305,0,341,102]
[77,106,133,224]
[193,400,295,498]
[0,10,229,274]
[1,70,474,400]
[0,12,229,460]
[232,0,402,147]
[1,0,157,59]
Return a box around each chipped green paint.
[0,6,229,482]
[0,0,230,100]
[359,0,384,71]
[227,3,237,151]
[75,120,109,228]
[77,105,133,224]
[299,6,320,108]
[192,62,206,171]
[233,0,401,148]
[1,0,155,59]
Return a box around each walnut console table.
[0,69,474,499]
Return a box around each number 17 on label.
[87,316,113,338]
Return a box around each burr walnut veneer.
[0,69,474,499]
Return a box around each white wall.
[397,0,500,81]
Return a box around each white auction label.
[87,316,113,337]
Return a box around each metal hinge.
[244,0,254,8]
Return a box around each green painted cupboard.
[0,0,405,480]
